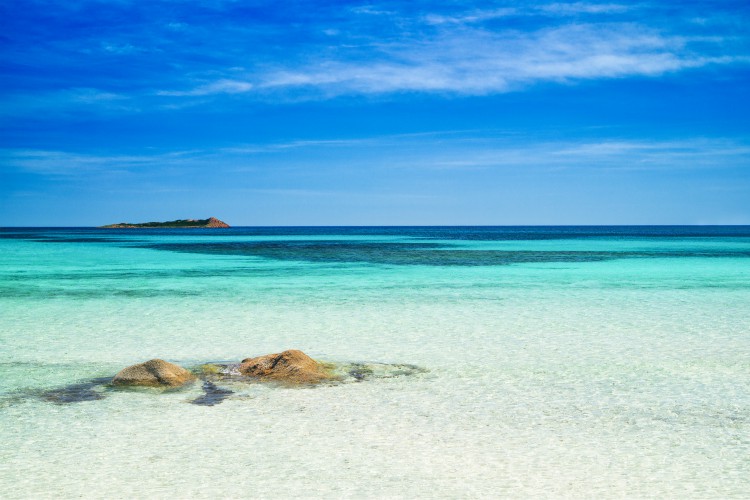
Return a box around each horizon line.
[3,224,750,229]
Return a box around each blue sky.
[1,0,749,225]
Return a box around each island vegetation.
[100,217,230,228]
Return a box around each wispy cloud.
[423,3,630,25]
[221,138,373,154]
[539,3,632,15]
[1,149,203,176]
[413,138,750,171]
[0,88,134,118]
[3,1,748,112]
[157,79,253,97]
[5,136,748,178]
[243,188,337,197]
[143,2,749,101]
[423,8,519,25]
[552,139,750,171]
[252,24,742,96]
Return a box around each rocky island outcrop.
[100,217,230,228]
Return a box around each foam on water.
[1,227,749,497]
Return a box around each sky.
[1,0,749,226]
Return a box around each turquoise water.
[1,226,749,498]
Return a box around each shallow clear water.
[1,226,749,498]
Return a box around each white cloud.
[4,137,748,179]
[350,5,396,16]
[70,88,128,102]
[158,78,253,97]
[0,88,133,118]
[423,8,518,25]
[412,138,750,171]
[539,3,631,15]
[100,42,139,54]
[24,3,745,106]
[166,21,189,31]
[253,24,740,96]
[1,149,201,175]
[222,138,372,154]
[423,3,630,25]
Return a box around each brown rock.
[205,217,230,228]
[238,349,334,384]
[112,359,196,387]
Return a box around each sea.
[1,226,749,498]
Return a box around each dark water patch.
[96,225,750,239]
[141,240,750,266]
[0,266,302,282]
[122,225,750,240]
[38,237,133,243]
[0,232,135,244]
[190,381,234,406]
[5,226,750,243]
[28,236,135,244]
[39,377,112,405]
[0,286,205,299]
[0,233,45,240]
[5,227,750,268]
[378,226,750,240]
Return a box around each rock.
[112,359,196,387]
[238,349,334,384]
[100,217,230,228]
[205,217,230,228]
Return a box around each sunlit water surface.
[1,226,749,498]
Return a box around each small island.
[100,217,230,228]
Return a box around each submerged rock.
[343,362,427,382]
[238,349,335,384]
[190,381,234,406]
[196,363,228,377]
[347,363,374,381]
[41,377,111,404]
[24,357,427,409]
[112,359,196,387]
